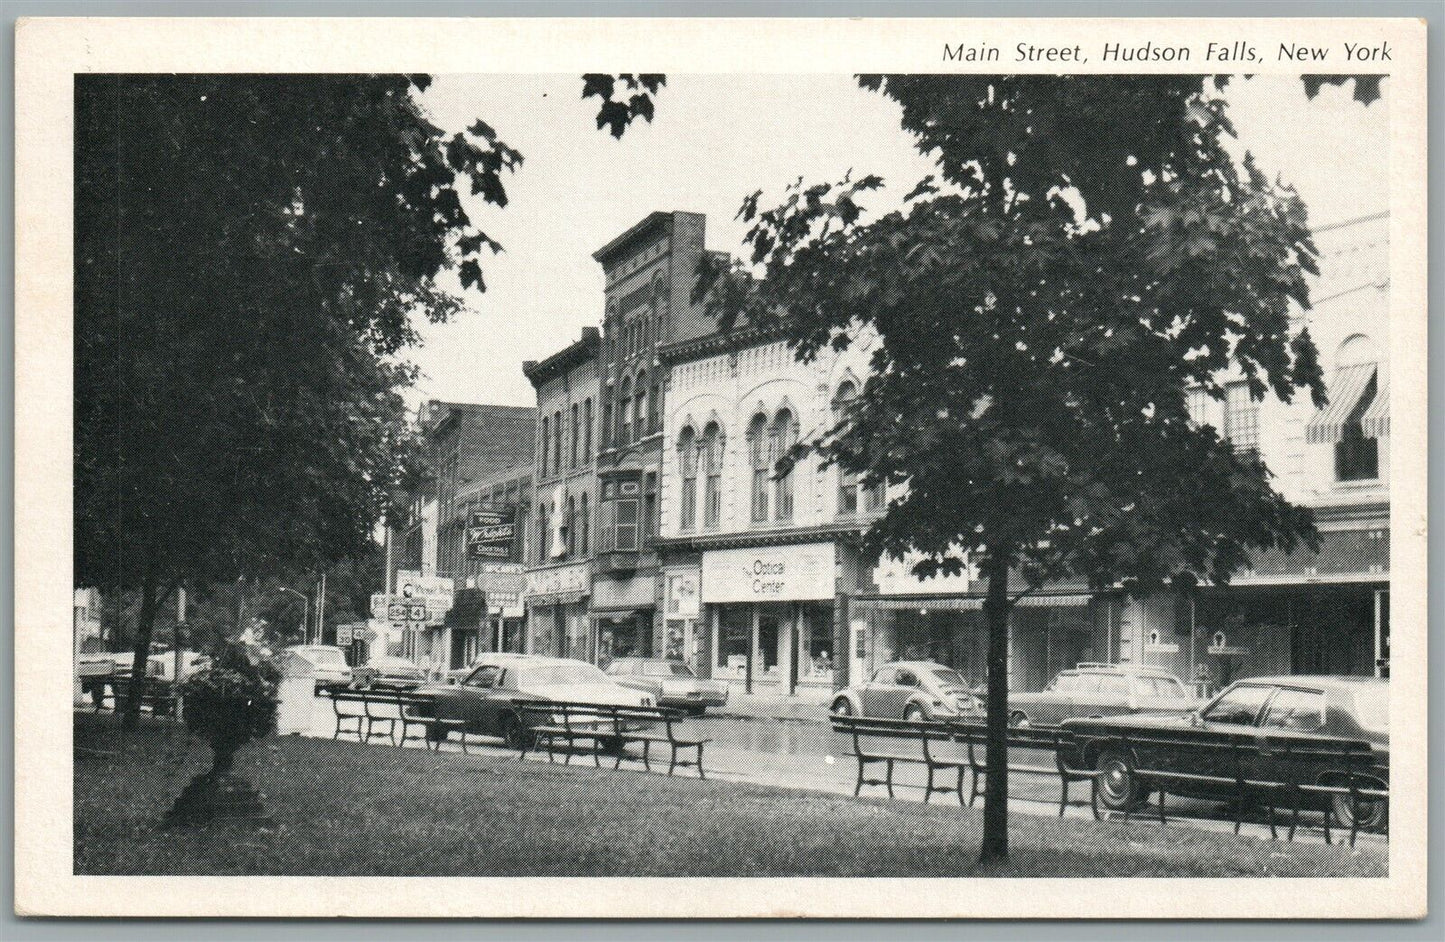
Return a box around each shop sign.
[1144,629,1179,654]
[701,543,835,604]
[872,549,973,596]
[594,574,656,610]
[1206,630,1247,656]
[396,570,454,625]
[466,507,517,559]
[666,570,701,618]
[475,564,528,597]
[525,562,591,600]
[369,593,390,618]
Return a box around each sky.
[408,74,1389,409]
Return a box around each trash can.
[276,657,316,736]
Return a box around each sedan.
[604,657,729,714]
[281,644,353,691]
[1064,675,1389,829]
[352,655,426,691]
[830,661,983,721]
[416,655,653,749]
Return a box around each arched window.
[772,408,797,521]
[583,398,593,462]
[634,371,648,443]
[579,492,590,555]
[537,503,549,563]
[539,416,550,478]
[834,382,859,514]
[553,410,563,474]
[570,403,580,469]
[565,495,576,558]
[748,413,771,523]
[702,422,723,529]
[678,427,697,530]
[648,378,660,434]
[601,394,612,451]
[618,375,632,445]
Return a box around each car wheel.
[831,699,853,717]
[1095,749,1146,812]
[904,704,927,722]
[1332,789,1388,833]
[1008,711,1030,729]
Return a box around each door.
[864,666,919,718]
[1031,672,1080,725]
[859,667,893,717]
[1182,682,1278,793]
[1256,685,1328,787]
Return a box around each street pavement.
[286,690,1383,849]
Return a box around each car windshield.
[305,649,346,667]
[1352,685,1389,733]
[524,664,610,686]
[931,668,968,687]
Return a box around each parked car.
[444,652,536,686]
[604,657,729,714]
[145,650,212,683]
[280,644,353,690]
[351,655,426,690]
[830,661,983,721]
[1007,663,1202,728]
[1063,675,1389,829]
[416,654,654,748]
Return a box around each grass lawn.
[74,713,1385,877]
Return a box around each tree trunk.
[121,572,160,730]
[979,552,1011,863]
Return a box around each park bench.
[95,676,178,718]
[514,701,711,778]
[830,714,1102,817]
[320,687,464,751]
[830,714,971,804]
[1064,725,1387,846]
[951,720,1104,819]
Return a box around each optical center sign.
[701,543,835,604]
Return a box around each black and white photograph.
[13,14,1428,921]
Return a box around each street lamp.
[277,586,311,644]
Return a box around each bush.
[180,638,280,773]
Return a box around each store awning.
[1306,363,1378,444]
[526,591,588,608]
[852,593,1092,612]
[1360,368,1390,439]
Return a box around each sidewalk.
[713,691,829,723]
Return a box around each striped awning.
[1305,363,1378,445]
[1360,368,1390,439]
[852,593,1092,612]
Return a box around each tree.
[76,73,663,729]
[697,75,1343,862]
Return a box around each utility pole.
[316,571,327,645]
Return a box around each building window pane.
[615,498,639,551]
[1224,381,1259,454]
[773,409,796,521]
[1336,371,1380,482]
[634,373,647,443]
[834,382,860,513]
[749,414,770,522]
[579,492,589,555]
[583,398,593,462]
[571,404,580,469]
[703,422,723,529]
[649,382,660,434]
[678,428,697,531]
[539,417,549,478]
[643,472,658,543]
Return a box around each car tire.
[831,699,853,717]
[904,704,927,722]
[1331,787,1388,833]
[1008,711,1030,729]
[1095,748,1146,812]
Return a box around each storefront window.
[717,606,750,678]
[757,610,781,674]
[799,604,835,682]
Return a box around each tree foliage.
[75,73,660,726]
[698,75,1341,860]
